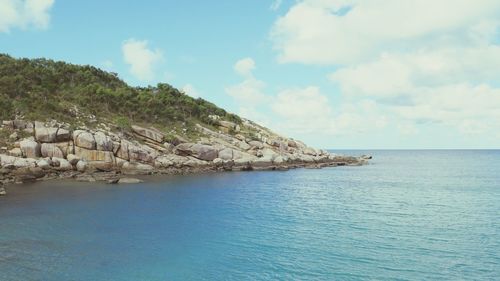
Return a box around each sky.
[1,0,500,149]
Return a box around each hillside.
[0,54,367,190]
[0,54,241,137]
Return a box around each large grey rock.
[41,143,65,158]
[74,147,116,171]
[163,142,175,153]
[232,150,255,161]
[115,157,128,168]
[266,138,281,147]
[250,158,274,168]
[261,148,278,161]
[287,140,298,148]
[1,154,16,166]
[218,120,236,129]
[36,159,51,169]
[116,140,131,161]
[218,148,233,160]
[131,125,165,143]
[67,154,80,165]
[56,128,71,142]
[303,147,318,156]
[20,139,41,158]
[121,162,154,175]
[73,130,96,150]
[128,143,156,164]
[298,154,315,163]
[183,157,212,168]
[213,158,224,166]
[175,143,218,161]
[35,127,58,143]
[8,148,23,157]
[175,143,194,156]
[236,141,251,151]
[273,155,286,165]
[5,120,33,130]
[155,154,188,168]
[191,144,218,161]
[76,160,88,172]
[0,155,37,168]
[248,141,264,149]
[94,132,113,151]
[53,157,72,171]
[155,156,174,168]
[74,147,115,162]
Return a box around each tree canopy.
[0,54,241,129]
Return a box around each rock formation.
[0,118,369,192]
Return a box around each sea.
[0,150,499,280]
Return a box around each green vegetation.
[0,54,242,134]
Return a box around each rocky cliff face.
[0,118,368,193]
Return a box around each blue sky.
[1,0,500,149]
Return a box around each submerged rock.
[117,178,143,184]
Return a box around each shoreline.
[0,156,369,195]
[1,119,370,196]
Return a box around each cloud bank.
[0,0,55,32]
[269,0,500,143]
[122,39,164,82]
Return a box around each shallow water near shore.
[1,150,499,280]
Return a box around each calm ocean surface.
[0,150,499,280]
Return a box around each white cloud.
[273,86,331,120]
[270,0,282,11]
[329,47,500,133]
[393,84,500,126]
[122,39,163,82]
[271,86,388,136]
[329,46,500,98]
[271,0,500,65]
[226,77,267,105]
[0,0,55,32]
[268,0,500,144]
[182,84,201,98]
[234,57,256,77]
[226,58,268,105]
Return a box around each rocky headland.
[0,118,369,195]
[0,54,369,196]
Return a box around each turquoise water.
[0,150,499,280]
